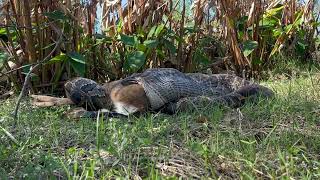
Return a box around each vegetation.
[1,64,320,179]
[0,0,319,92]
[0,0,320,179]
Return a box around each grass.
[0,70,320,179]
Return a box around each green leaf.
[297,41,307,50]
[242,40,258,57]
[22,64,32,74]
[119,34,136,46]
[163,39,176,54]
[236,16,249,31]
[124,51,146,71]
[147,26,157,38]
[117,20,123,33]
[0,28,6,35]
[264,5,284,18]
[47,54,68,64]
[252,58,263,65]
[63,52,86,76]
[272,28,283,37]
[156,49,165,59]
[193,49,209,65]
[0,50,9,64]
[21,64,39,81]
[44,10,68,21]
[296,40,308,56]
[143,40,158,49]
[136,43,147,52]
[259,18,278,28]
[184,26,197,34]
[136,27,146,38]
[154,24,165,37]
[70,60,85,77]
[67,52,85,64]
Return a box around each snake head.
[64,77,113,111]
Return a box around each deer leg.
[31,95,74,107]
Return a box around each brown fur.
[104,81,149,113]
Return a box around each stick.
[13,65,34,119]
[13,26,63,120]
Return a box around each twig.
[12,65,33,119]
[0,21,63,78]
[12,26,63,120]
[0,63,37,77]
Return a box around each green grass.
[1,72,320,179]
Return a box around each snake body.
[64,68,274,117]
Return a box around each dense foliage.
[0,0,319,93]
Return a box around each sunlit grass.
[0,71,319,179]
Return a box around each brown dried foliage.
[0,0,318,93]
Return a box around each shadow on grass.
[0,74,320,179]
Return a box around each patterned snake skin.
[64,68,274,117]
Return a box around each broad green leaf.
[184,27,196,34]
[264,5,284,18]
[147,26,157,38]
[242,40,258,57]
[0,28,6,35]
[119,34,136,46]
[136,43,147,52]
[44,10,68,21]
[67,52,85,64]
[284,24,293,33]
[63,52,86,76]
[259,18,278,28]
[124,51,146,71]
[70,60,85,77]
[236,16,248,31]
[163,39,176,54]
[143,40,158,49]
[154,24,165,37]
[272,28,283,37]
[47,54,68,64]
[21,64,39,81]
[22,64,33,75]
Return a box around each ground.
[0,69,320,179]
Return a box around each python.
[32,68,274,119]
